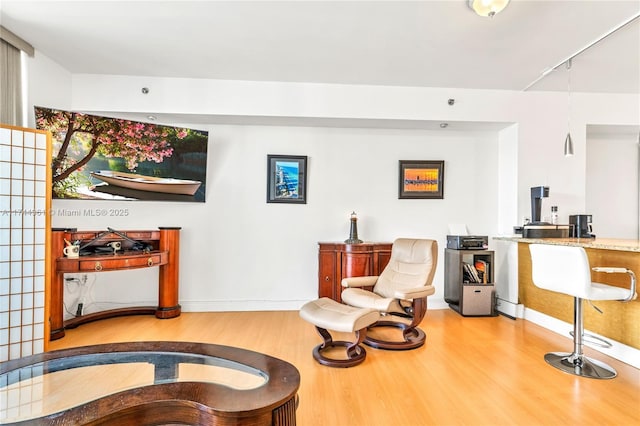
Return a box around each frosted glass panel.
[24,164,34,180]
[23,131,35,148]
[0,262,9,278]
[11,147,23,162]
[23,182,35,197]
[0,214,9,229]
[10,245,22,261]
[35,133,46,150]
[19,277,32,292]
[11,196,22,209]
[23,196,35,210]
[11,229,22,244]
[0,162,9,178]
[35,149,46,165]
[34,229,45,244]
[34,276,44,292]
[11,214,22,228]
[35,165,45,180]
[11,163,22,179]
[0,145,9,160]
[23,229,34,243]
[24,147,35,164]
[11,180,23,195]
[0,127,10,144]
[0,177,9,194]
[35,181,45,197]
[11,130,23,146]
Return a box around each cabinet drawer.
[79,253,166,272]
[461,285,494,316]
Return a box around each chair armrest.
[394,285,435,300]
[592,267,637,302]
[341,276,379,288]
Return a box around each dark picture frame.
[399,160,445,199]
[267,155,308,204]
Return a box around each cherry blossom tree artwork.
[35,107,208,202]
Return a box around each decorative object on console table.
[318,242,392,303]
[49,227,181,340]
[398,160,444,199]
[344,211,363,244]
[266,154,307,204]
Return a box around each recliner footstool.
[299,297,379,367]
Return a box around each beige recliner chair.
[341,238,438,350]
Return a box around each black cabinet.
[444,248,496,316]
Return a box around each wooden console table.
[318,242,392,302]
[50,227,181,340]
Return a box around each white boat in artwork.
[90,170,202,196]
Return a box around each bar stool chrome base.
[544,352,617,379]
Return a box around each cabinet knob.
[324,276,330,281]
[147,257,154,266]
[94,262,103,272]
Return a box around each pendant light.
[564,59,574,157]
[468,0,510,18]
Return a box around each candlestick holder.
[344,211,363,244]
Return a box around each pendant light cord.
[566,59,571,132]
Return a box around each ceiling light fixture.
[468,0,510,18]
[563,59,574,157]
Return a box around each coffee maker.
[569,214,595,238]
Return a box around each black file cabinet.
[444,248,496,316]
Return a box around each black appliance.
[530,185,549,224]
[569,214,595,238]
[523,185,569,238]
[446,235,488,250]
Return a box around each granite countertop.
[492,236,640,252]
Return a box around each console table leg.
[157,227,181,319]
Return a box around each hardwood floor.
[48,309,640,426]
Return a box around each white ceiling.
[1,0,639,94]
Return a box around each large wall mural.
[35,106,208,202]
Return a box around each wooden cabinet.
[50,227,181,340]
[318,242,392,302]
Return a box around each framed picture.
[399,160,445,199]
[267,155,308,204]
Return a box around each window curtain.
[0,38,22,126]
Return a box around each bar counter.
[494,236,639,350]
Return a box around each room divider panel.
[0,124,51,362]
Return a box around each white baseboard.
[495,298,524,318]
[524,307,640,369]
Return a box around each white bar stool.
[528,244,636,379]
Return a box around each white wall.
[26,51,72,124]
[50,124,499,315]
[587,130,639,239]
[25,53,640,316]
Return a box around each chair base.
[364,320,426,350]
[544,352,617,379]
[312,339,367,368]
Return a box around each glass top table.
[0,341,300,425]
